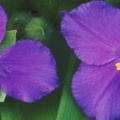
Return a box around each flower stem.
[56,54,88,120]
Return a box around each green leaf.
[0,30,17,50]
[1,99,25,120]
[56,54,88,120]
[0,91,6,103]
[1,91,60,120]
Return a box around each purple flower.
[0,6,59,103]
[61,0,120,120]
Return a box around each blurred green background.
[0,0,119,120]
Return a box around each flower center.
[115,63,120,70]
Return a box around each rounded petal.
[0,40,59,103]
[61,1,120,65]
[0,6,7,42]
[72,61,120,120]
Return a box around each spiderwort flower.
[0,6,59,103]
[61,0,120,120]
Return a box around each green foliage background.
[0,0,119,120]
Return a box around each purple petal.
[0,40,59,103]
[61,1,120,65]
[72,61,120,120]
[0,6,7,42]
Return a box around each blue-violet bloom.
[61,0,120,120]
[0,6,59,103]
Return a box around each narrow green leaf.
[1,99,25,120]
[1,91,60,120]
[0,91,6,103]
[0,30,17,50]
[56,54,88,120]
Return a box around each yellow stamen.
[115,63,120,70]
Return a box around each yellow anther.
[115,63,120,70]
